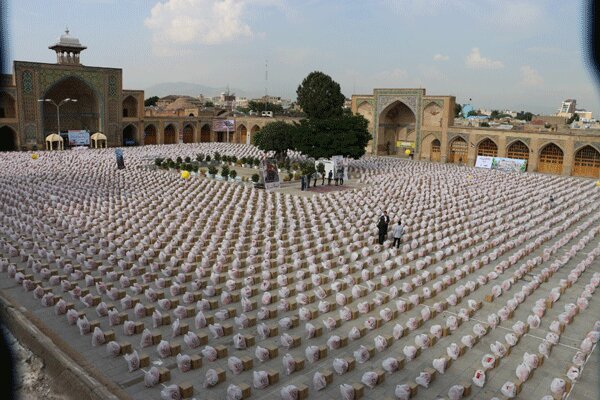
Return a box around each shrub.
[176,156,183,164]
[205,155,211,162]
[240,157,248,165]
[196,153,205,162]
[161,161,169,169]
[283,175,291,182]
[154,157,164,166]
[229,170,237,179]
[222,155,229,163]
[221,165,230,178]
[253,158,261,167]
[251,173,260,183]
[184,156,191,163]
[231,156,237,163]
[208,165,218,175]
[214,152,221,162]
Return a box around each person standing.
[377,214,386,245]
[337,167,344,185]
[328,170,333,185]
[392,220,404,249]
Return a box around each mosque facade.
[1,31,599,178]
[352,90,600,178]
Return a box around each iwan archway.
[377,101,416,156]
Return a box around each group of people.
[327,168,345,186]
[377,210,404,248]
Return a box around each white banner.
[67,130,90,146]
[475,156,494,169]
[476,156,527,172]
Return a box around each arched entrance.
[0,126,17,151]
[250,125,260,145]
[42,76,99,134]
[122,96,138,118]
[378,101,416,155]
[538,143,564,174]
[448,137,467,164]
[507,140,529,170]
[164,124,177,144]
[477,138,498,157]
[123,125,137,146]
[183,124,194,143]
[573,145,600,178]
[144,125,157,145]
[200,124,211,142]
[238,124,247,144]
[430,139,441,162]
[0,92,16,118]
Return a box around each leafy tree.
[144,96,159,107]
[515,111,534,121]
[220,165,230,179]
[251,173,260,183]
[252,121,296,161]
[293,114,371,159]
[205,101,214,107]
[454,103,463,117]
[480,122,490,127]
[467,110,479,117]
[567,114,579,124]
[490,110,500,119]
[229,170,237,179]
[296,71,345,119]
[248,100,284,115]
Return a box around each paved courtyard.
[0,143,598,400]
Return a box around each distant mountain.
[144,82,256,99]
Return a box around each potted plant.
[154,157,164,167]
[205,155,211,162]
[208,165,218,178]
[176,156,183,164]
[214,152,221,162]
[229,170,237,180]
[251,173,260,183]
[221,165,230,180]
[253,158,260,168]
[196,153,205,162]
[184,156,191,163]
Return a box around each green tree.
[252,121,296,161]
[454,103,463,117]
[567,114,579,124]
[516,111,534,121]
[296,71,345,119]
[467,110,479,117]
[205,101,214,107]
[480,122,490,127]
[293,114,371,159]
[144,96,159,107]
[248,100,284,115]
[490,110,499,119]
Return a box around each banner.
[476,156,527,172]
[212,119,235,132]
[396,141,415,148]
[67,130,90,146]
[475,156,494,169]
[260,159,280,191]
[331,155,348,181]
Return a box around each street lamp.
[38,97,77,136]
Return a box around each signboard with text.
[212,119,235,132]
[476,156,527,172]
[67,130,90,146]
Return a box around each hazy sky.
[6,0,600,114]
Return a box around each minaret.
[48,28,87,65]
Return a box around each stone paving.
[0,143,598,400]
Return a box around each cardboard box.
[215,368,226,383]
[144,305,155,316]
[170,343,181,356]
[294,358,305,371]
[409,382,418,397]
[243,334,255,347]
[118,342,132,355]
[151,332,162,345]
[104,330,115,342]
[297,384,309,400]
[139,353,149,368]
[352,383,364,399]
[375,369,385,385]
[322,369,334,384]
[215,345,228,358]
[179,382,193,398]
[318,345,328,359]
[190,354,202,369]
[158,367,170,383]
[265,344,278,359]
[344,357,356,372]
[240,356,253,370]
[239,383,251,399]
[267,370,279,385]
[89,320,100,332]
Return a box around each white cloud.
[433,54,449,62]
[465,48,504,69]
[372,68,409,87]
[145,0,281,53]
[520,65,543,87]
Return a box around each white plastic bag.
[416,371,432,388]
[144,366,160,387]
[432,357,446,374]
[313,371,327,391]
[382,357,399,373]
[333,357,348,375]
[395,384,411,400]
[177,353,191,373]
[253,371,269,389]
[124,350,140,372]
[339,384,355,400]
[448,385,464,400]
[472,369,485,387]
[361,371,378,388]
[228,356,243,375]
[204,369,219,388]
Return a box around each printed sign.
[212,119,235,132]
[476,156,527,172]
[260,159,280,190]
[67,130,90,146]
